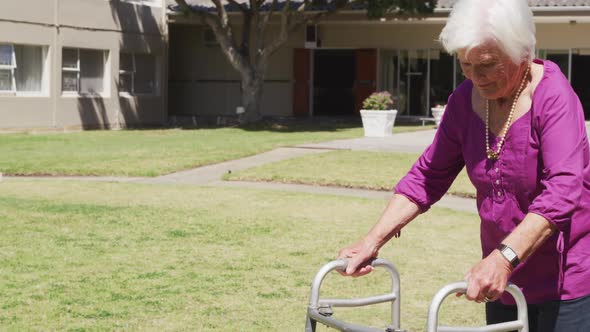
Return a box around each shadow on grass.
[167,116,431,133]
[238,116,362,133]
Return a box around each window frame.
[118,52,158,97]
[62,47,109,97]
[61,48,81,95]
[0,43,49,96]
[0,44,16,94]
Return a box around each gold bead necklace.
[485,65,530,161]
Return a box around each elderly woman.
[338,0,590,330]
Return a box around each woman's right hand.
[337,237,380,277]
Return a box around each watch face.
[503,248,517,261]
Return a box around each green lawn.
[0,179,484,331]
[0,122,432,178]
[225,150,477,198]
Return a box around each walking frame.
[306,258,529,332]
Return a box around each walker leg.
[305,315,316,332]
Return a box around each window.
[62,48,108,94]
[0,44,47,94]
[119,53,157,95]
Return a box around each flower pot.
[431,106,446,127]
[360,109,398,137]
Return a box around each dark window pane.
[134,54,156,94]
[545,50,569,77]
[120,53,134,72]
[80,49,104,93]
[62,48,78,69]
[62,71,78,92]
[119,73,132,92]
[0,70,12,91]
[0,44,13,66]
[15,45,43,92]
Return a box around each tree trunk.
[239,69,265,124]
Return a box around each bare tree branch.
[210,0,230,27]
[174,1,249,75]
[257,0,278,51]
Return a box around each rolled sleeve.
[527,86,589,231]
[394,92,466,212]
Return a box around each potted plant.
[360,91,398,137]
[431,103,446,127]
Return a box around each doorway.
[400,50,428,116]
[429,50,454,112]
[381,50,430,117]
[380,49,460,118]
[312,50,355,116]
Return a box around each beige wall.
[320,23,445,49]
[537,23,590,49]
[0,0,54,25]
[0,0,167,130]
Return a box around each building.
[2,1,590,129]
[0,0,168,129]
[168,0,590,121]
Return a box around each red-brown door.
[354,49,377,113]
[293,48,311,117]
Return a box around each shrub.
[362,91,395,110]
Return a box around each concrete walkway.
[140,147,328,185]
[6,128,477,213]
[297,129,437,153]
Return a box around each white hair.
[439,0,536,64]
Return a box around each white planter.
[360,109,398,137]
[431,106,446,127]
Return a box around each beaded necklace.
[485,65,530,161]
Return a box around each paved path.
[5,128,477,213]
[139,147,329,185]
[297,130,437,153]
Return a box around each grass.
[0,179,484,331]
[0,122,432,178]
[225,150,477,198]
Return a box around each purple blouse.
[395,59,590,304]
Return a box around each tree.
[173,0,436,123]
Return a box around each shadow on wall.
[73,0,161,129]
[77,94,111,130]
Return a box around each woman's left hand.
[462,250,513,303]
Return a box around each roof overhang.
[167,3,590,25]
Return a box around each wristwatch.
[497,244,520,269]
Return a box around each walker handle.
[305,258,403,332]
[426,281,528,332]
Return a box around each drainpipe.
[52,0,59,128]
[162,0,169,126]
